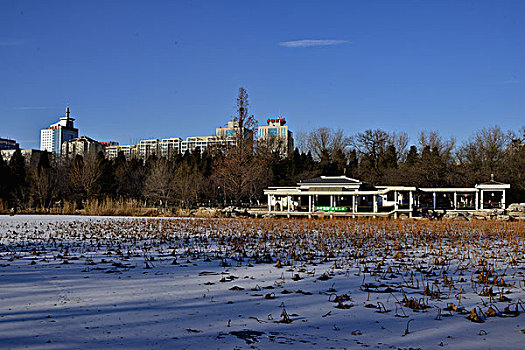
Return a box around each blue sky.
[1,0,524,149]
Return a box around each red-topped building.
[258,116,294,156]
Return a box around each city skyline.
[1,1,524,149]
[34,106,294,160]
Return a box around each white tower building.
[40,105,79,156]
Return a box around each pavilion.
[264,175,510,217]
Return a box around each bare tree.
[143,158,173,207]
[353,129,389,161]
[390,131,409,163]
[419,131,456,161]
[233,87,257,146]
[213,87,266,206]
[70,153,103,198]
[307,127,349,160]
[505,127,525,198]
[246,156,269,205]
[307,127,331,160]
[331,129,348,155]
[352,129,399,184]
[293,130,308,154]
[31,166,59,208]
[214,149,263,206]
[172,163,202,208]
[457,126,510,182]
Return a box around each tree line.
[1,89,524,211]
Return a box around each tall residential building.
[180,136,236,154]
[216,119,241,139]
[106,138,180,160]
[40,106,78,156]
[216,118,253,141]
[137,139,161,159]
[0,138,19,150]
[104,117,255,159]
[258,117,294,156]
[176,118,250,154]
[161,137,182,158]
[105,144,137,161]
[62,136,105,158]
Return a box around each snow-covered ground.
[0,215,524,349]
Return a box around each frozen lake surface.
[0,215,524,349]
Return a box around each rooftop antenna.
[66,103,70,121]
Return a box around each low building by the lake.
[264,175,510,217]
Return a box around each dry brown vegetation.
[0,198,158,216]
[2,217,524,328]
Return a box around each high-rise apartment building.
[216,119,241,139]
[161,138,182,158]
[107,139,182,160]
[137,139,160,159]
[105,144,137,161]
[216,118,253,141]
[40,106,78,155]
[104,117,257,159]
[180,136,235,154]
[258,117,294,156]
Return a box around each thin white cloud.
[503,78,523,84]
[12,106,50,110]
[279,39,349,48]
[0,39,24,47]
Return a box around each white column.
[433,192,436,210]
[352,195,356,213]
[394,191,398,210]
[502,190,506,209]
[480,191,484,210]
[409,191,414,211]
[454,192,457,210]
[373,195,378,213]
[308,195,312,213]
[475,191,479,210]
[330,195,334,208]
[287,195,290,212]
[268,194,271,212]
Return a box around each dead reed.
[1,217,524,331]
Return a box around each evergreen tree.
[31,151,57,209]
[317,149,338,175]
[346,149,358,178]
[332,148,348,175]
[37,151,51,170]
[8,149,27,210]
[405,145,419,166]
[0,153,9,202]
[289,148,302,177]
[382,145,398,169]
[95,152,116,197]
